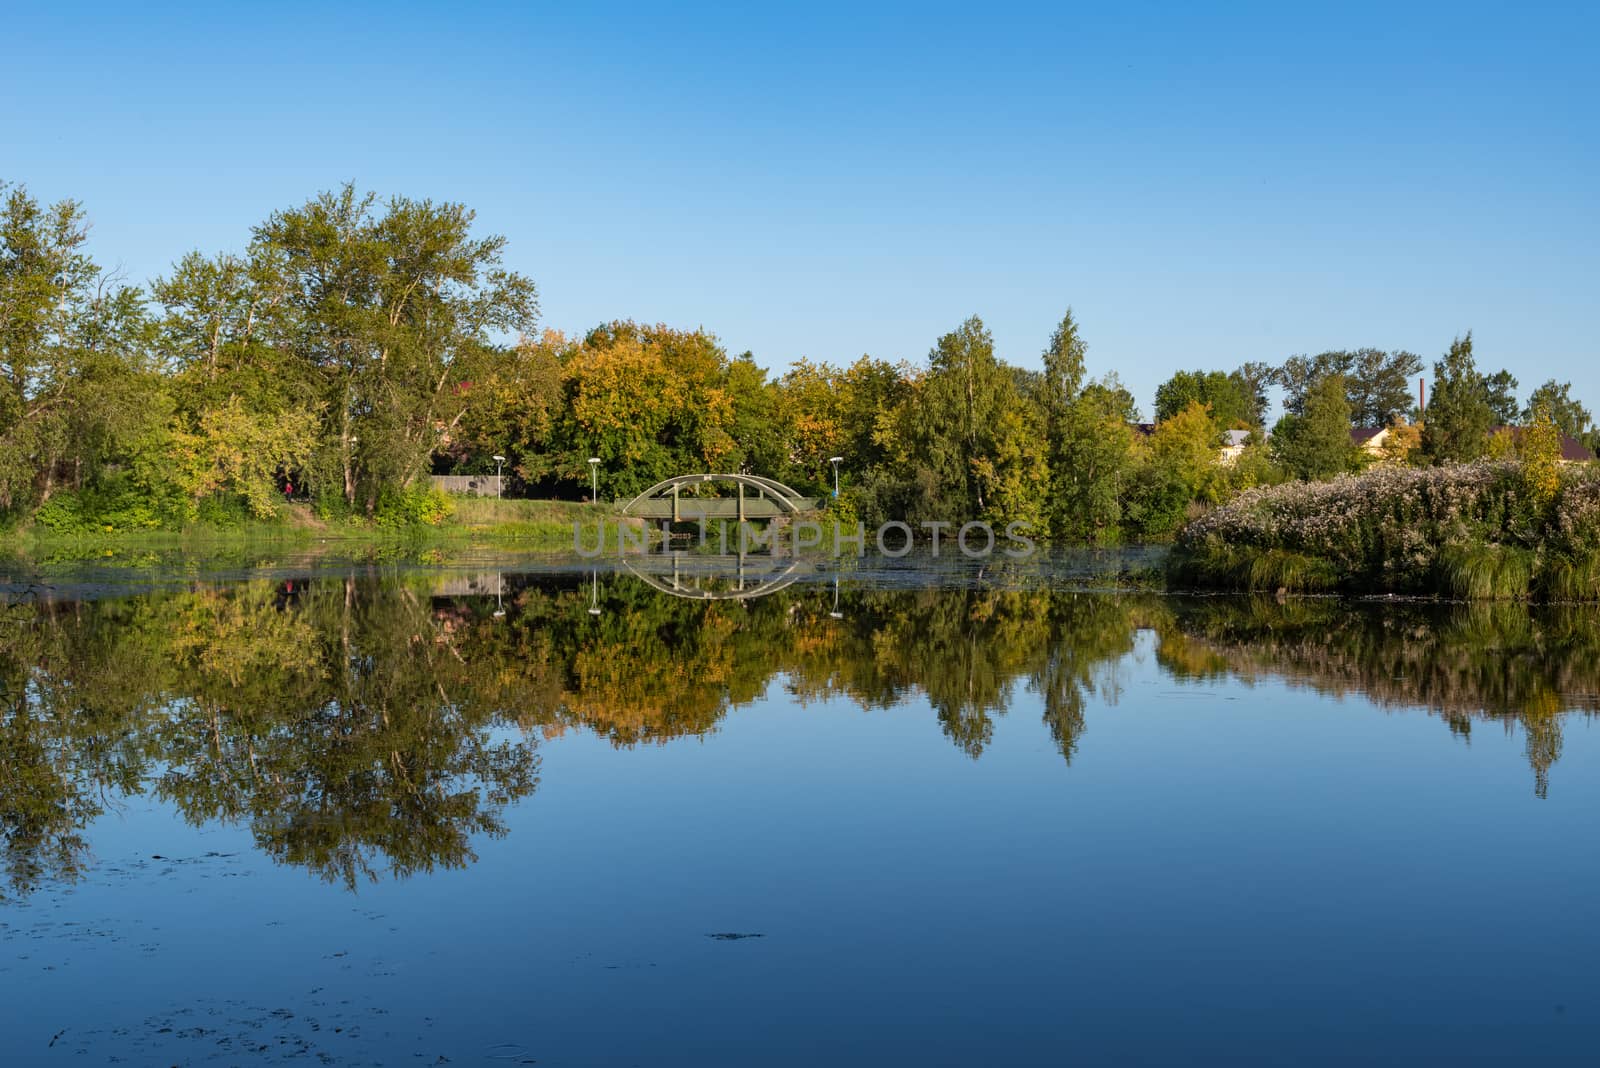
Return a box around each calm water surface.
[2,553,1598,1064]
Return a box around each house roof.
[1222,429,1251,447]
[1491,426,1596,462]
[1561,435,1595,462]
[1347,423,1596,461]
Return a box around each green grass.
[1168,543,1338,593]
[1,497,641,556]
[1436,544,1534,600]
[433,497,638,548]
[1536,549,1600,601]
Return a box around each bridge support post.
[738,482,745,523]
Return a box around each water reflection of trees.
[1162,597,1600,798]
[1,578,543,897]
[4,574,1599,898]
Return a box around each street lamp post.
[829,456,843,498]
[588,457,601,501]
[492,455,506,499]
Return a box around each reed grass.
[1171,461,1600,599]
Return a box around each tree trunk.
[341,383,356,506]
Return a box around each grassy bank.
[1,497,639,558]
[434,497,629,545]
[1168,461,1600,599]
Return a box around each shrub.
[373,486,455,528]
[194,494,253,529]
[33,476,175,534]
[1170,461,1600,599]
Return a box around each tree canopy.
[2,177,1591,544]
[1421,334,1495,463]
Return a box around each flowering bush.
[1170,461,1600,598]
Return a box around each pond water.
[2,553,1598,1064]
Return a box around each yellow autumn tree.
[1522,404,1562,510]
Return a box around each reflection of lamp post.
[829,456,843,498]
[493,571,505,619]
[588,457,601,501]
[588,569,602,616]
[492,455,506,498]
[829,573,843,619]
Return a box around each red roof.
[1492,426,1596,462]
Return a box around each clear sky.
[4,1,1595,417]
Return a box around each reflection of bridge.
[620,474,821,521]
[621,555,810,600]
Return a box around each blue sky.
[4,2,1595,417]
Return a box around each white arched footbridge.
[619,473,820,521]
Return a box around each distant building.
[1489,426,1596,463]
[1218,429,1252,464]
[1348,425,1595,463]
[1350,427,1391,459]
[1129,423,1256,465]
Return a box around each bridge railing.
[620,473,820,520]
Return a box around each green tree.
[913,316,1014,519]
[1420,333,1493,463]
[1041,308,1088,415]
[445,329,570,484]
[1039,308,1134,541]
[1281,348,1422,427]
[722,351,789,478]
[1082,373,1140,423]
[1232,361,1276,428]
[1345,348,1423,427]
[1154,369,1256,428]
[254,185,538,512]
[158,398,320,518]
[1123,400,1220,537]
[973,394,1050,533]
[1278,351,1353,415]
[1484,369,1521,426]
[1522,379,1595,454]
[1149,400,1223,496]
[1052,382,1136,541]
[1522,380,1592,440]
[150,246,299,416]
[0,181,159,512]
[1271,373,1357,480]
